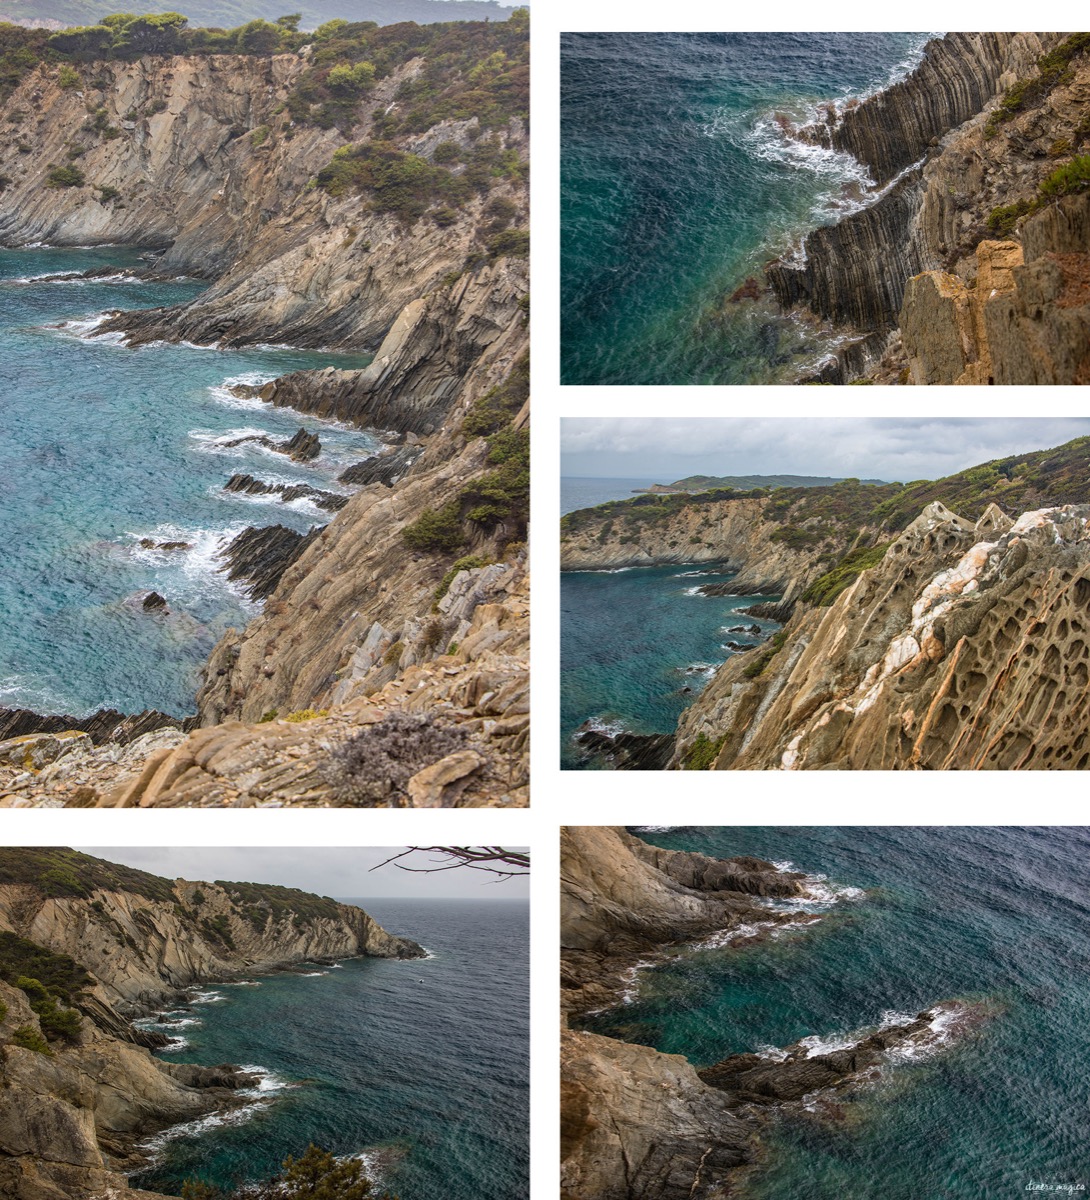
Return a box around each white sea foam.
[207,371,279,411]
[299,970,329,977]
[189,989,227,1004]
[581,715,629,738]
[800,1030,861,1057]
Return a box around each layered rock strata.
[0,40,530,806]
[0,851,423,1199]
[763,32,1090,383]
[674,502,1090,769]
[560,828,976,1200]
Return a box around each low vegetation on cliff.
[565,436,1090,605]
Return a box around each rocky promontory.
[763,32,1090,383]
[0,848,423,1199]
[561,828,981,1200]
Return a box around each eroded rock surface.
[675,502,1090,769]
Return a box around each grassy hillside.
[664,473,887,491]
[0,0,516,34]
[563,436,1090,605]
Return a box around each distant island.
[635,473,887,494]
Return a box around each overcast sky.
[75,847,529,901]
[561,418,1090,483]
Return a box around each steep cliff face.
[765,32,1090,382]
[902,192,1090,384]
[562,496,830,610]
[0,849,422,1200]
[675,502,1090,769]
[560,829,978,1200]
[0,28,530,806]
[0,54,528,349]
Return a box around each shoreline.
[561,828,992,1199]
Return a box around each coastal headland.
[562,436,1090,769]
[0,847,424,1199]
[0,13,530,806]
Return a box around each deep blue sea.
[579,827,1090,1199]
[0,246,376,717]
[132,898,529,1199]
[561,477,664,514]
[561,32,934,384]
[560,564,780,767]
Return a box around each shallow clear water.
[133,898,529,1199]
[561,32,933,384]
[0,246,375,716]
[560,564,780,767]
[581,827,1090,1198]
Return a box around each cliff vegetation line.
[563,437,1090,770]
[0,7,530,806]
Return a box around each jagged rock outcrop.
[561,1028,754,1200]
[220,523,323,601]
[902,192,1090,384]
[0,850,423,1199]
[560,828,982,1200]
[0,707,190,747]
[223,472,348,512]
[674,502,1090,769]
[561,828,805,1018]
[764,32,1090,382]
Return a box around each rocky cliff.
[675,501,1090,770]
[560,828,981,1200]
[563,438,1090,771]
[0,848,422,1200]
[763,32,1090,383]
[0,21,530,806]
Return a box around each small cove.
[130,898,529,1199]
[0,246,375,717]
[560,563,781,768]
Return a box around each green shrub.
[383,641,404,667]
[10,1025,51,1054]
[249,124,270,147]
[96,184,121,203]
[801,542,891,607]
[56,64,81,89]
[684,732,726,770]
[487,227,529,259]
[403,502,465,553]
[463,353,529,438]
[432,140,461,164]
[1039,153,1090,197]
[45,164,85,188]
[986,198,1035,236]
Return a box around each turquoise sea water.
[561,32,933,384]
[0,247,376,717]
[132,898,529,1199]
[579,827,1090,1198]
[560,565,780,767]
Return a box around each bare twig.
[370,847,530,880]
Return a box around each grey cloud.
[561,418,1090,484]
